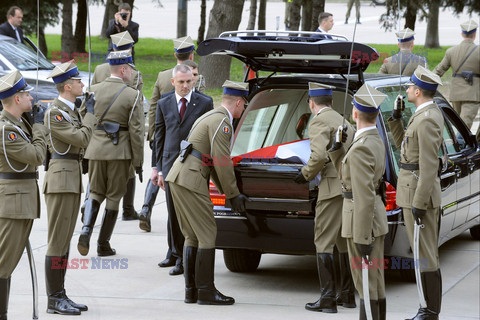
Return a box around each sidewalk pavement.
[7,144,480,320]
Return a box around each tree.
[380,0,480,48]
[101,0,117,38]
[258,0,266,30]
[301,0,312,32]
[61,0,76,57]
[0,0,60,56]
[199,0,246,89]
[288,0,302,31]
[197,0,207,43]
[74,0,87,53]
[177,0,188,38]
[311,0,325,31]
[247,0,257,30]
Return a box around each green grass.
[35,35,451,104]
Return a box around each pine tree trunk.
[258,0,266,30]
[39,27,48,57]
[301,0,312,32]
[424,0,440,48]
[311,0,325,31]
[61,0,75,58]
[247,0,257,30]
[199,0,246,89]
[404,0,417,30]
[101,0,117,38]
[288,0,301,31]
[74,0,87,53]
[177,0,188,38]
[197,0,207,43]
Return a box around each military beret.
[308,82,334,96]
[396,28,415,43]
[47,60,82,84]
[173,36,195,53]
[111,31,134,51]
[222,80,249,97]
[107,49,135,68]
[353,84,387,113]
[0,71,33,100]
[461,19,478,35]
[407,65,442,91]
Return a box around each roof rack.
[219,30,349,41]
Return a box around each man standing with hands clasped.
[43,61,97,315]
[166,80,250,306]
[329,84,389,320]
[388,66,444,320]
[295,82,356,313]
[150,63,213,275]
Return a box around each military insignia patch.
[7,132,17,141]
[222,125,230,134]
[55,114,63,122]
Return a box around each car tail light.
[209,181,226,206]
[385,181,399,211]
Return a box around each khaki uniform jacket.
[388,102,444,209]
[379,49,428,76]
[43,98,97,194]
[433,39,480,102]
[91,62,144,92]
[166,107,240,199]
[148,68,174,140]
[85,77,144,168]
[0,110,48,219]
[329,129,388,244]
[301,108,355,200]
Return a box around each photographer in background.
[106,3,139,61]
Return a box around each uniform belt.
[0,172,38,179]
[190,148,204,161]
[95,125,128,131]
[453,73,480,77]
[51,153,82,160]
[342,189,381,199]
[399,162,419,170]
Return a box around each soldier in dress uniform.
[166,80,250,305]
[294,83,356,313]
[0,71,48,320]
[434,19,479,130]
[42,62,97,315]
[142,36,196,267]
[379,28,427,76]
[388,66,444,320]
[77,50,144,257]
[87,30,143,221]
[329,84,388,320]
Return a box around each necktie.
[179,97,187,121]
[14,28,21,42]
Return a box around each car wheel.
[470,225,480,240]
[223,249,262,272]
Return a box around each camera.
[120,12,128,20]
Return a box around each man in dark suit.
[0,6,24,43]
[151,63,213,275]
[106,3,139,61]
[312,12,334,40]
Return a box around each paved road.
[8,144,480,320]
[45,0,477,45]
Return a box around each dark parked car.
[197,31,480,276]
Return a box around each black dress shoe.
[158,258,175,268]
[97,242,116,256]
[62,290,88,311]
[305,297,337,313]
[47,292,81,315]
[169,263,184,276]
[405,308,439,320]
[197,289,235,305]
